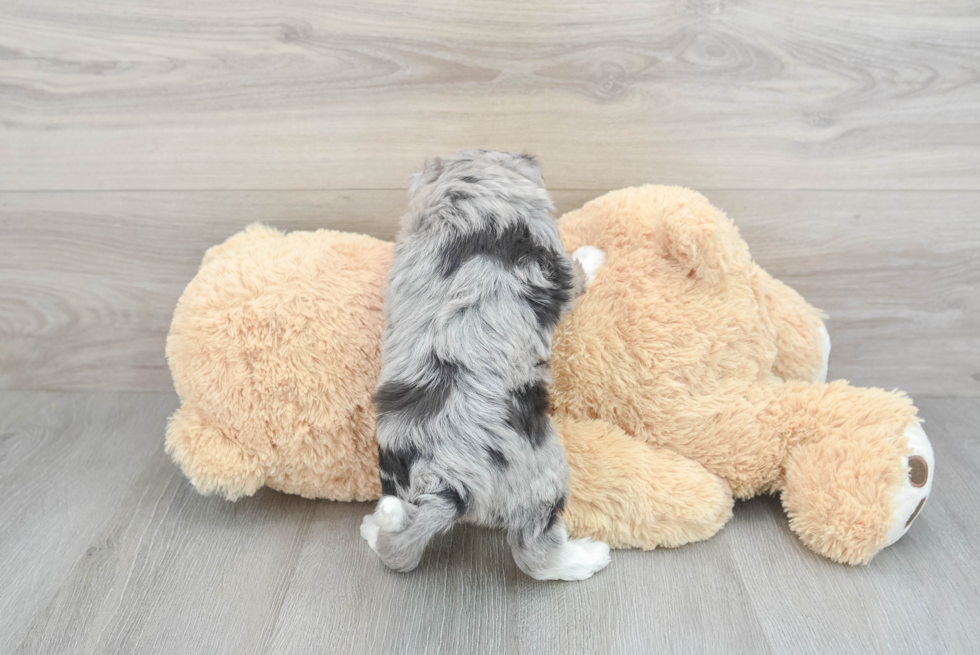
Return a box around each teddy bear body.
[552,187,932,563]
[166,186,933,565]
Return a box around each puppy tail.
[372,486,466,572]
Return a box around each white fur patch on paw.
[882,422,934,549]
[536,538,611,582]
[814,322,831,383]
[360,514,380,552]
[572,246,606,285]
[376,495,406,531]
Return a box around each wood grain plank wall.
[1,190,977,395]
[1,1,978,394]
[2,1,979,190]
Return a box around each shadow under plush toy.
[166,185,934,565]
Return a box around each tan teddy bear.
[166,185,933,565]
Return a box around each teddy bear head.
[550,185,826,435]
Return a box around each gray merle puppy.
[360,150,609,581]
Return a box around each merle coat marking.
[367,150,589,576]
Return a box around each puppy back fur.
[372,150,577,572]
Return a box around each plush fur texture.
[167,226,390,502]
[365,150,608,579]
[553,186,926,564]
[166,185,932,566]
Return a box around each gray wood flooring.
[1,392,977,654]
[3,0,980,653]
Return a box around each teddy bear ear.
[201,223,283,268]
[656,191,753,285]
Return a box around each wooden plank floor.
[1,392,978,655]
[3,1,980,653]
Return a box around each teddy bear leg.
[165,404,267,501]
[757,269,830,383]
[556,417,734,550]
[777,383,933,564]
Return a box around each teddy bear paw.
[814,322,831,383]
[882,421,935,549]
[572,246,606,286]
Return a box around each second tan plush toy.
[166,185,934,565]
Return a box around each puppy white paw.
[572,246,606,286]
[536,538,611,582]
[376,495,406,531]
[360,514,380,552]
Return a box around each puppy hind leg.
[360,495,407,552]
[376,495,407,530]
[508,507,611,581]
[365,489,462,573]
